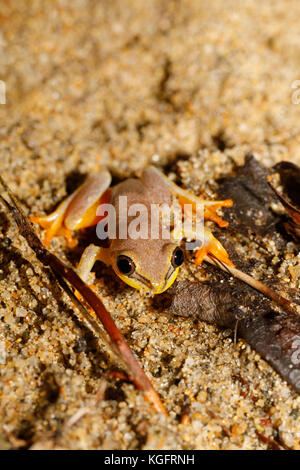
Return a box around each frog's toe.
[74,284,97,303]
[195,232,234,267]
[203,199,233,228]
[58,227,77,248]
[30,215,57,247]
[208,240,234,266]
[30,215,77,248]
[30,214,51,229]
[194,245,208,265]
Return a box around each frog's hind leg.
[147,166,232,227]
[30,193,78,248]
[169,183,232,228]
[31,171,112,247]
[64,172,111,231]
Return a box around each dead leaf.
[164,279,300,395]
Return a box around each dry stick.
[0,179,166,416]
[205,255,300,317]
[268,180,300,224]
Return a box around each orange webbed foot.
[30,191,79,248]
[30,214,77,248]
[203,199,233,228]
[30,214,59,248]
[195,230,234,267]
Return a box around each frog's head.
[110,238,184,294]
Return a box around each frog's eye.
[171,247,184,268]
[116,255,136,276]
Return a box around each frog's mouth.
[153,265,180,294]
[116,265,180,294]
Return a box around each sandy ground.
[0,0,300,450]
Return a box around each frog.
[31,166,233,294]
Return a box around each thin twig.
[205,255,300,317]
[0,176,167,415]
[234,319,239,346]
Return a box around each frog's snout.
[150,267,180,295]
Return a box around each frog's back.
[110,167,172,209]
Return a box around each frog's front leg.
[168,182,232,228]
[77,244,111,283]
[30,171,111,247]
[194,228,234,267]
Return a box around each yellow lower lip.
[115,268,179,294]
[151,268,179,294]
